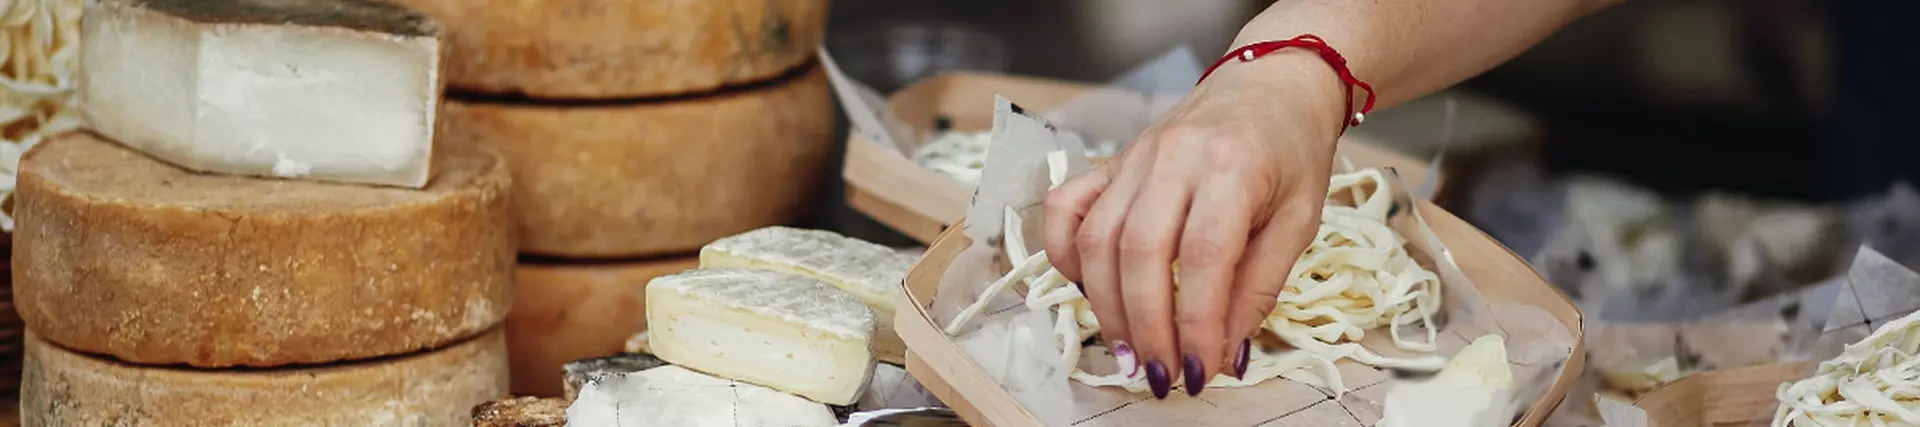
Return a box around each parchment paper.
[822,47,1198,162]
[1724,245,1920,426]
[1555,274,1844,425]
[928,98,1575,426]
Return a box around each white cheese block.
[700,226,917,365]
[79,0,445,188]
[646,268,876,405]
[22,328,510,426]
[566,365,838,427]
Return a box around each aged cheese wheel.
[22,328,510,426]
[444,65,833,258]
[12,132,515,368]
[391,0,826,98]
[506,257,697,397]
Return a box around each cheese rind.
[13,132,514,367]
[701,226,916,364]
[565,365,839,427]
[442,65,833,258]
[79,0,444,188]
[507,257,696,397]
[646,268,875,405]
[22,328,510,426]
[472,396,568,427]
[560,353,670,402]
[385,0,825,98]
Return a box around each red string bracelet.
[1198,34,1377,133]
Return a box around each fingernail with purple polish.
[1113,340,1138,376]
[1234,340,1251,380]
[1183,353,1205,397]
[1146,360,1171,400]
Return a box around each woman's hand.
[1042,52,1349,399]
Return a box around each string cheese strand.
[944,152,1446,396]
[0,0,80,231]
[1774,310,1920,427]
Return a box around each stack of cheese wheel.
[385,0,835,396]
[8,0,518,423]
[10,136,517,425]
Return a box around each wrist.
[1198,48,1351,145]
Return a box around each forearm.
[1223,0,1627,112]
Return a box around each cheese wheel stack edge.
[11,0,518,423]
[411,0,836,397]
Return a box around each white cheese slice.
[700,226,917,365]
[79,0,444,188]
[1376,335,1515,427]
[565,365,839,427]
[646,268,877,405]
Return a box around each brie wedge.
[646,268,876,405]
[701,226,916,364]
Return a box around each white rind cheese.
[646,268,876,405]
[79,0,444,188]
[700,226,916,365]
[22,328,511,426]
[566,365,838,427]
[1375,335,1515,427]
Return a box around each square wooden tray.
[894,200,1582,426]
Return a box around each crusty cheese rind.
[471,396,567,427]
[80,0,445,188]
[22,328,510,427]
[388,0,823,98]
[443,65,833,258]
[128,0,441,35]
[506,257,696,397]
[13,131,515,368]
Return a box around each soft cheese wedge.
[566,365,839,427]
[1375,335,1515,427]
[80,0,444,188]
[701,226,917,364]
[646,268,876,405]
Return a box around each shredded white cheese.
[1773,310,1920,426]
[911,131,992,186]
[0,0,83,231]
[945,154,1446,396]
[913,130,1114,187]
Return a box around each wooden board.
[844,71,1440,244]
[1634,362,1807,427]
[896,201,1582,426]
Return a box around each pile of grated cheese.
[946,152,1447,396]
[911,130,1122,187]
[1773,310,1920,427]
[0,0,84,231]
